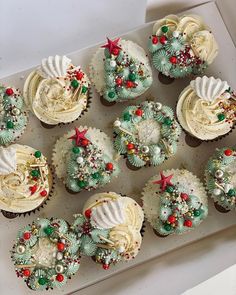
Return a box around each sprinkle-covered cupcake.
[23,55,90,128]
[90,37,152,106]
[0,145,53,218]
[71,192,144,269]
[142,169,208,237]
[113,101,181,170]
[52,127,120,193]
[11,218,80,290]
[176,76,236,142]
[0,85,28,146]
[148,14,218,81]
[205,147,236,213]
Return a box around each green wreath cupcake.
[0,145,53,218]
[23,55,90,128]
[11,218,80,290]
[148,14,218,82]
[205,147,236,213]
[90,37,152,106]
[0,84,28,146]
[71,192,144,269]
[52,127,120,193]
[142,169,208,237]
[113,101,181,170]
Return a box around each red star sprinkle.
[153,171,174,192]
[101,37,121,54]
[68,128,88,146]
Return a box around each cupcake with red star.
[52,127,120,193]
[0,144,53,218]
[11,217,81,290]
[113,101,181,170]
[148,14,218,83]
[205,147,236,213]
[71,192,144,269]
[0,84,28,146]
[23,55,91,128]
[90,37,152,106]
[177,76,236,143]
[142,169,208,237]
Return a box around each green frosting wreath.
[11,218,80,291]
[113,101,181,168]
[0,85,28,145]
[205,147,236,211]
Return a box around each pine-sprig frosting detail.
[11,218,80,291]
[66,128,119,192]
[101,38,152,102]
[113,101,181,168]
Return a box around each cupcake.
[71,192,144,269]
[148,14,218,82]
[142,169,208,237]
[205,147,236,213]
[176,76,236,143]
[0,84,28,145]
[113,101,181,170]
[52,127,120,193]
[11,217,80,290]
[0,145,53,218]
[23,55,90,128]
[90,37,153,106]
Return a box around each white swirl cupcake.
[23,55,91,128]
[71,192,144,269]
[0,145,54,218]
[176,76,236,142]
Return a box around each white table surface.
[1,1,236,295]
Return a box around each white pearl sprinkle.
[76,157,84,164]
[215,170,224,178]
[113,120,121,127]
[223,92,231,99]
[110,60,116,67]
[156,102,162,111]
[213,188,221,196]
[173,31,180,38]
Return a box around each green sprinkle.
[31,169,40,177]
[129,73,136,81]
[166,186,174,193]
[108,91,115,99]
[72,147,81,154]
[34,151,42,158]
[163,117,172,125]
[82,85,88,94]
[6,121,14,129]
[194,209,201,217]
[71,79,79,88]
[123,112,131,121]
[38,277,47,285]
[78,180,87,188]
[227,188,236,197]
[161,26,169,33]
[164,223,172,231]
[92,172,100,180]
[217,113,225,121]
[44,226,54,236]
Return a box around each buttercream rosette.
[11,218,81,290]
[205,147,236,212]
[113,101,181,169]
[90,37,152,105]
[176,76,236,141]
[71,192,144,269]
[52,126,120,193]
[148,14,218,79]
[142,169,208,237]
[0,145,53,217]
[23,55,90,126]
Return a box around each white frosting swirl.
[0,144,52,213]
[23,55,90,125]
[0,146,16,175]
[177,77,233,140]
[83,192,144,259]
